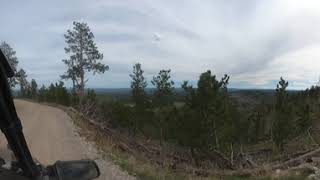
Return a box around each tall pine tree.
[129,63,148,136]
[272,77,292,150]
[151,69,175,145]
[61,21,109,97]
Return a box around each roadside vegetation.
[3,21,320,179]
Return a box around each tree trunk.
[79,69,85,105]
[160,126,163,146]
[133,118,136,137]
[190,148,199,166]
[72,79,75,93]
[215,130,219,149]
[79,34,84,103]
[230,143,234,166]
[71,58,76,92]
[213,119,220,149]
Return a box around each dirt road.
[0,100,135,180]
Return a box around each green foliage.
[174,70,242,162]
[181,71,233,150]
[70,91,80,106]
[31,79,38,99]
[38,85,48,102]
[61,21,109,96]
[151,69,175,145]
[17,69,31,98]
[85,89,97,103]
[47,83,56,102]
[26,58,320,166]
[18,77,70,106]
[151,69,175,107]
[246,110,263,143]
[296,104,312,133]
[174,106,206,149]
[37,81,70,106]
[130,63,148,107]
[129,63,149,136]
[110,102,133,130]
[291,86,318,135]
[0,41,19,88]
[54,81,70,106]
[272,77,292,150]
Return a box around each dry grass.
[66,110,311,180]
[67,110,197,180]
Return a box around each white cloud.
[233,44,320,88]
[1,0,320,89]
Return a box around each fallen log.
[117,142,132,153]
[272,147,320,170]
[202,150,233,169]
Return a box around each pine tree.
[31,79,38,99]
[38,85,48,102]
[181,71,231,151]
[0,41,19,88]
[151,69,175,145]
[129,63,148,136]
[151,69,175,107]
[17,69,30,97]
[55,81,70,106]
[272,77,292,150]
[197,70,229,149]
[61,21,109,97]
[47,83,56,102]
[297,104,312,134]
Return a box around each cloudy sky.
[1,0,320,89]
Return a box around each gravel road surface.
[0,99,135,180]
